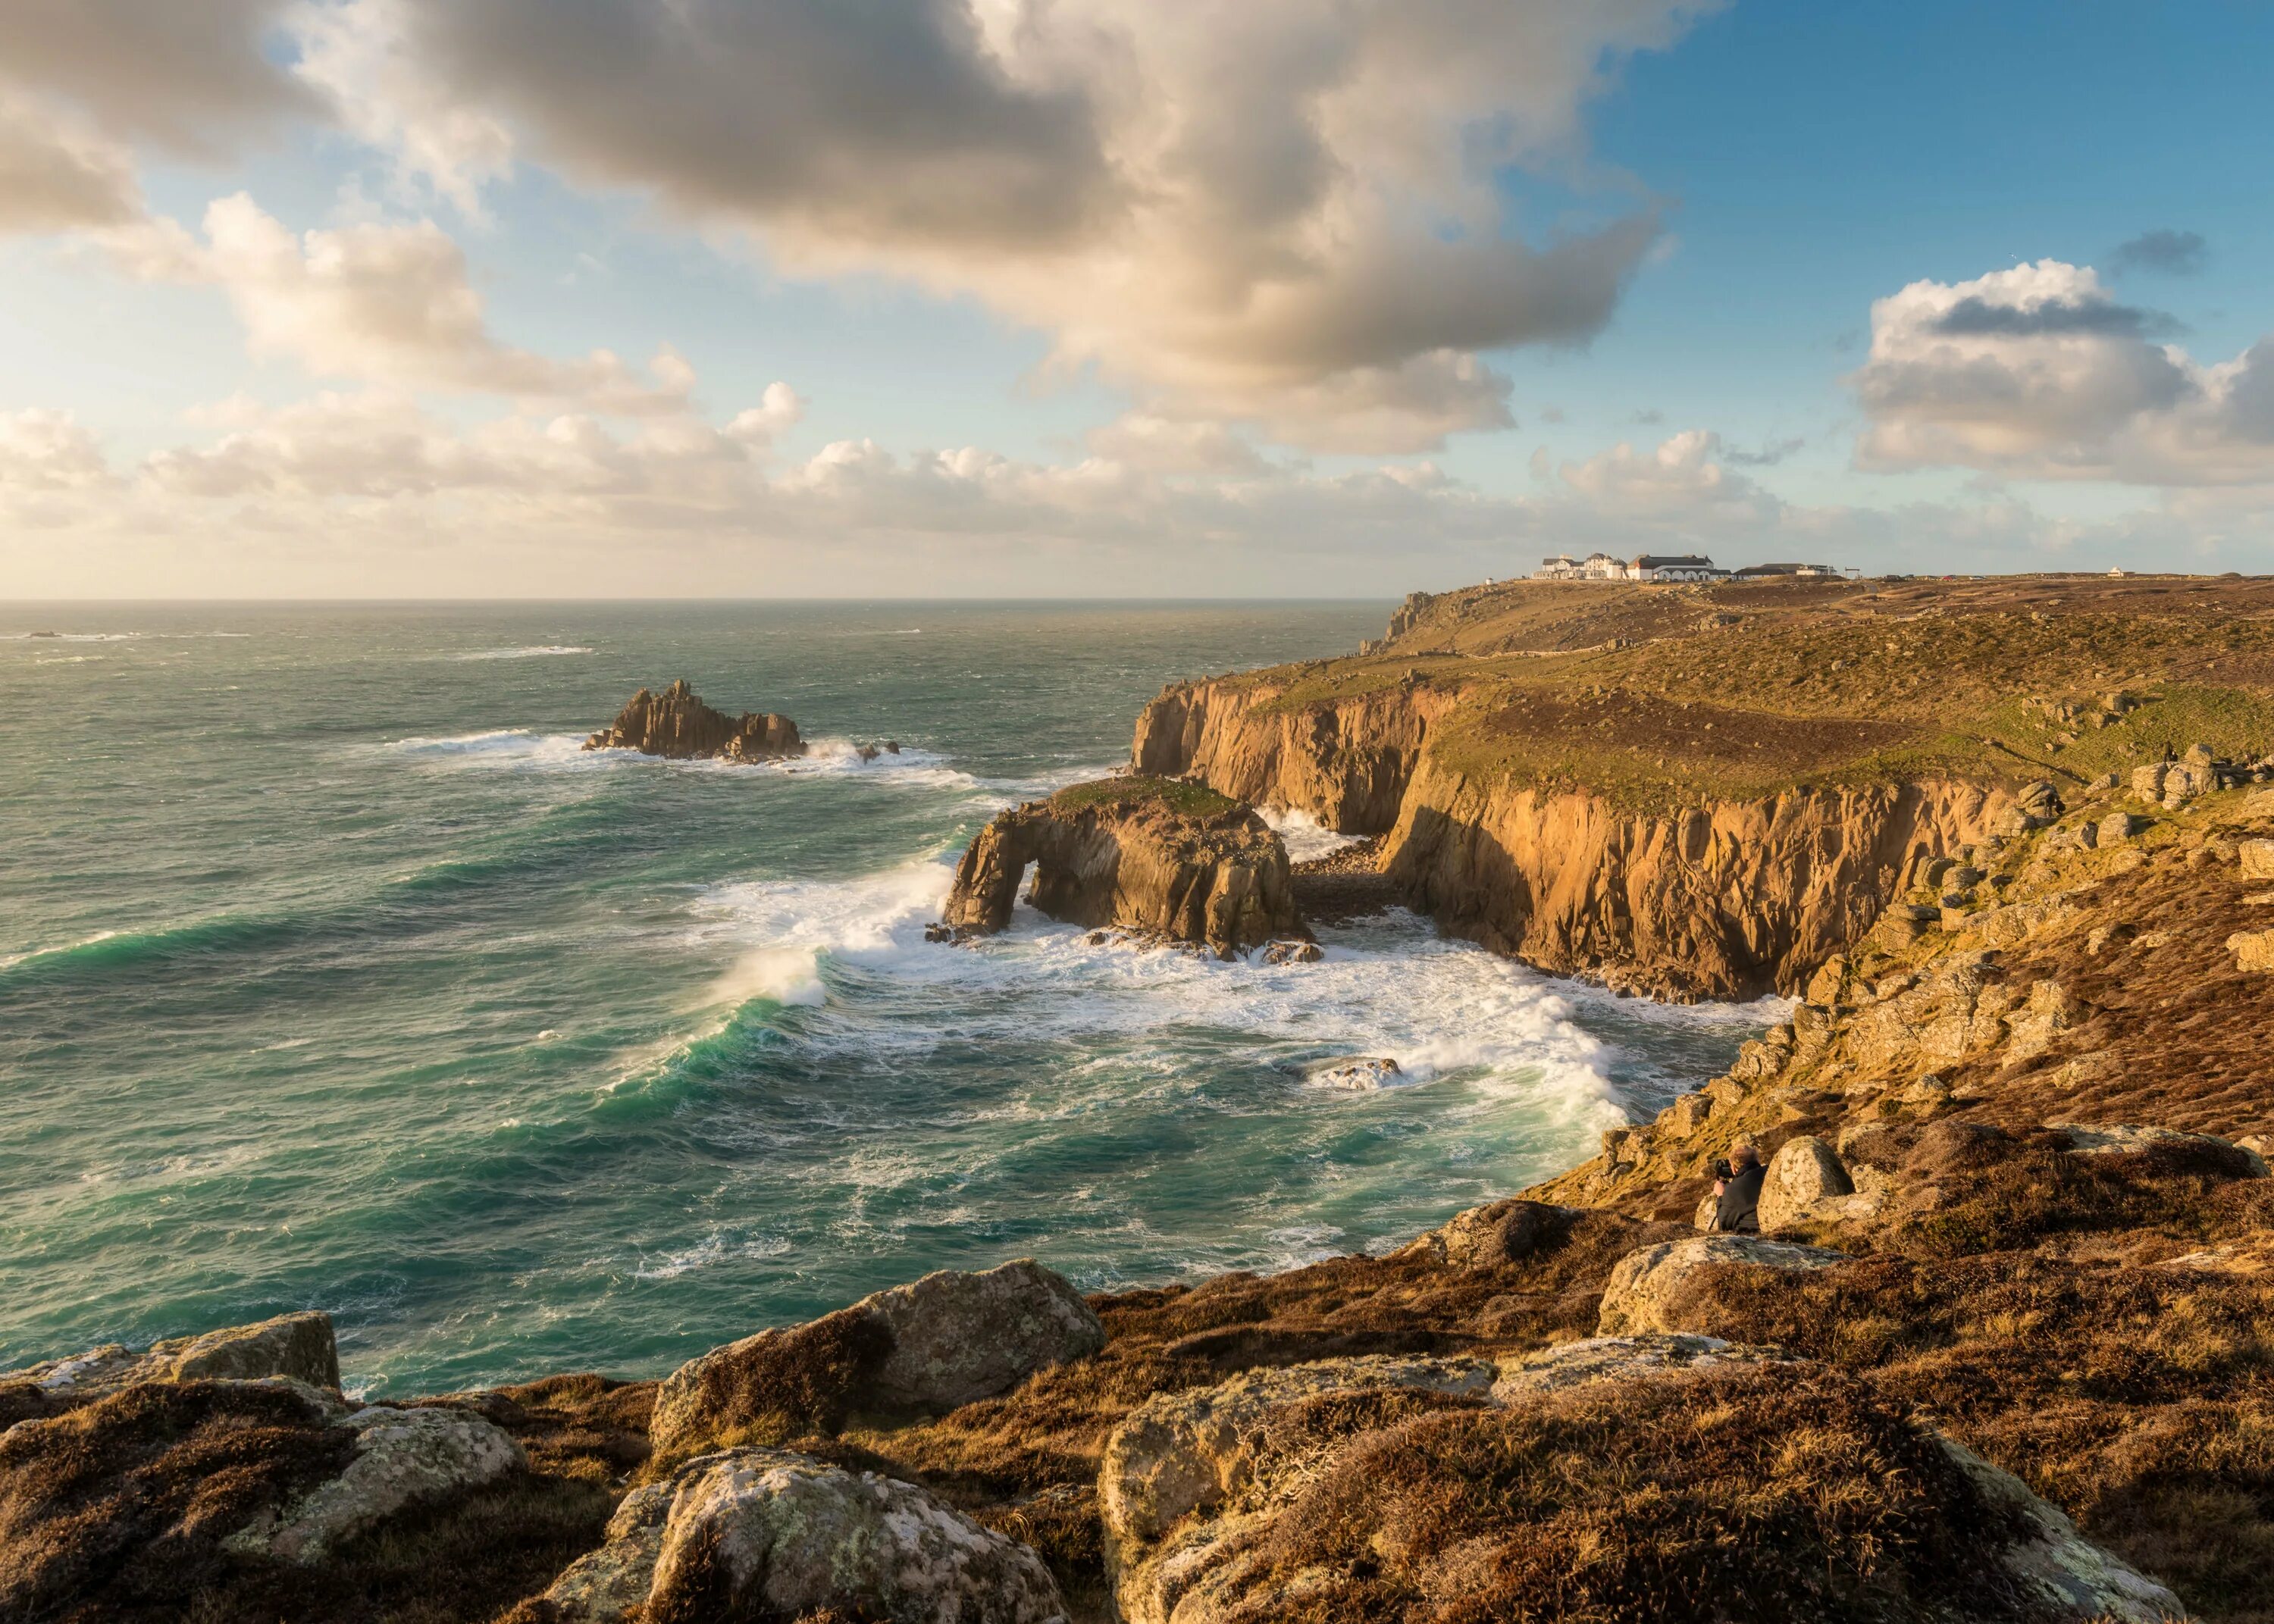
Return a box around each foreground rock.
[582,678,805,760]
[0,1310,340,1400]
[944,776,1304,957]
[649,1259,1104,1457]
[543,1447,1067,1623]
[226,1402,525,1563]
[1596,1234,1849,1335]
[1099,1337,2177,1624]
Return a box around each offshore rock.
[944,777,1302,958]
[0,1310,340,1399]
[649,1259,1104,1457]
[582,678,805,760]
[550,1448,1067,1624]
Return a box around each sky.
[2,0,2271,598]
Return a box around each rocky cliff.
[1133,574,2274,999]
[944,776,1303,957]
[583,678,806,761]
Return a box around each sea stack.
[944,774,1304,958]
[584,679,806,761]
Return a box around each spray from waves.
[673,856,1643,1136]
[449,646,595,661]
[1258,806,1365,864]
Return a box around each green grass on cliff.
[1051,774,1240,817]
[1193,578,2274,812]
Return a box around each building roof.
[1630,554,1715,568]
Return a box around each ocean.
[0,602,1770,1397]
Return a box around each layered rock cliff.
[1132,574,2274,1000]
[583,678,806,761]
[944,777,1303,957]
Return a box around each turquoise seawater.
[0,602,1768,1397]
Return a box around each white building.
[1627,553,1723,582]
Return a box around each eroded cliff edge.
[1135,574,2274,999]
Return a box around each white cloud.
[303,0,1705,452]
[1852,258,2274,486]
[0,408,111,490]
[108,194,694,411]
[1549,429,1781,525]
[288,0,513,215]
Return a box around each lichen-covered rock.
[1405,1198,1569,1269]
[1596,1234,1849,1335]
[2053,1122,2270,1177]
[582,679,805,760]
[649,1259,1104,1457]
[1756,1134,1856,1230]
[225,1403,525,1563]
[1098,1354,1500,1550]
[1101,1337,2170,1624]
[646,1449,1067,1623]
[1937,1438,2187,1623]
[2229,928,2274,972]
[540,1481,675,1622]
[1,1311,340,1398]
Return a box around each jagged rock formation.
[648,1259,1105,1458]
[582,678,805,760]
[944,777,1303,958]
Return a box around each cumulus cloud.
[1546,429,1782,527]
[2109,228,2207,278]
[108,194,695,411]
[1851,258,2274,484]
[0,408,111,490]
[296,0,1703,451]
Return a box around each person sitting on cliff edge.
[1710,1144,1765,1234]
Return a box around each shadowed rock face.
[582,679,805,760]
[944,780,1303,958]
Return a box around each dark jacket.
[1714,1164,1765,1233]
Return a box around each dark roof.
[1631,555,1715,568]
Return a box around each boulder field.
[583,678,805,761]
[943,775,1306,958]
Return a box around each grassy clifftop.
[1214,574,2274,810]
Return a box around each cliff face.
[1132,680,2012,1000]
[584,679,806,760]
[944,781,1302,957]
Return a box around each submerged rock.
[944,776,1304,958]
[582,678,805,761]
[648,1259,1104,1457]
[545,1447,1067,1624]
[1300,1055,1402,1090]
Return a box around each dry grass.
[1197,1366,2047,1624]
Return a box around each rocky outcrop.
[944,779,1303,958]
[545,1447,1067,1624]
[1595,1234,1849,1335]
[649,1259,1104,1457]
[1,1310,340,1397]
[1098,1336,2177,1624]
[1133,680,2013,999]
[227,1401,526,1563]
[1756,1134,1856,1229]
[582,678,805,760]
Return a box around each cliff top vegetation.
[1050,774,1242,818]
[1204,574,2274,810]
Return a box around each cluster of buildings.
[1531,553,1847,583]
